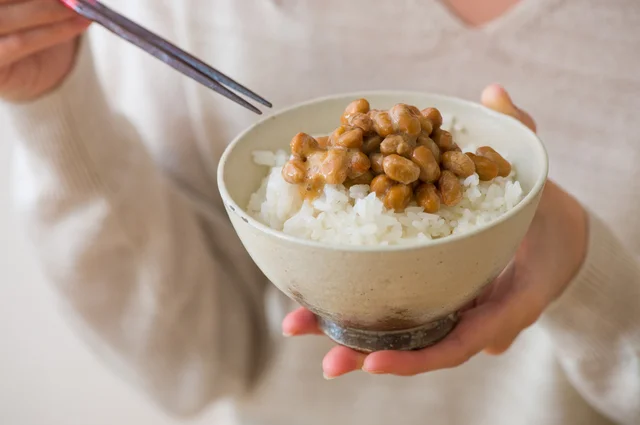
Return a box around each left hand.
[282,84,589,379]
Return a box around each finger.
[362,269,543,375]
[0,16,88,67]
[481,84,537,133]
[322,345,367,379]
[362,305,496,375]
[0,0,78,36]
[282,307,323,336]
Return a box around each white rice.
[247,122,523,246]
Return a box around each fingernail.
[323,373,336,380]
[282,331,293,337]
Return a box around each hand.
[0,0,90,102]
[282,84,589,379]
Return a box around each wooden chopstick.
[60,0,271,114]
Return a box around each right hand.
[0,0,90,102]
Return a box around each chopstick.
[59,0,272,114]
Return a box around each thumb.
[481,84,537,133]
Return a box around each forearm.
[2,38,269,416]
[540,212,640,424]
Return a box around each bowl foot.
[317,314,459,353]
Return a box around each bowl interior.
[219,91,548,248]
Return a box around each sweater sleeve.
[539,212,640,425]
[1,39,270,417]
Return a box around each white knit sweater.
[2,0,639,424]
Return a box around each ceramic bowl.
[218,91,548,353]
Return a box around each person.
[1,0,639,423]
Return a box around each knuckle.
[522,310,541,328]
[450,353,473,368]
[485,343,510,356]
[447,335,476,367]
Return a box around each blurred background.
[0,115,232,425]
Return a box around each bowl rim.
[218,90,549,253]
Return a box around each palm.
[464,210,550,355]
[473,204,553,326]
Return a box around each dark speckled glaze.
[318,313,459,353]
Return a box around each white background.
[0,116,232,425]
